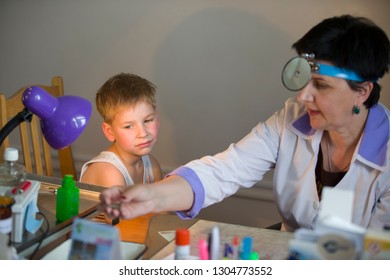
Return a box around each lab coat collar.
[289,104,389,170]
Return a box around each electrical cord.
[28,211,49,260]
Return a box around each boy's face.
[103,101,160,157]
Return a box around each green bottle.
[56,174,80,222]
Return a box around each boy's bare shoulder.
[81,162,126,187]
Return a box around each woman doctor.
[99,15,390,232]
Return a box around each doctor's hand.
[99,175,195,220]
[99,184,155,220]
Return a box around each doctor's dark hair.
[292,15,390,108]
[96,73,157,124]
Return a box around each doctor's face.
[296,73,357,131]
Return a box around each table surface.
[148,216,293,260]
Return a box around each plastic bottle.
[175,228,190,260]
[0,147,26,189]
[56,174,80,222]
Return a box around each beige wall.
[1,0,389,226]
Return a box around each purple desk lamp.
[0,86,92,149]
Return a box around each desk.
[16,175,292,260]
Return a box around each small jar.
[0,196,15,235]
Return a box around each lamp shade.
[22,86,92,149]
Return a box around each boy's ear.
[102,122,115,142]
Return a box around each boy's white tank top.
[80,151,154,185]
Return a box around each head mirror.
[281,56,312,91]
[281,53,368,92]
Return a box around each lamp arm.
[0,107,33,147]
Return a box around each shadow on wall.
[153,7,292,168]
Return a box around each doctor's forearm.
[151,175,195,213]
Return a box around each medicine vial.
[175,228,190,260]
[0,196,15,237]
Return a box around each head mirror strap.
[302,53,368,82]
[314,63,365,82]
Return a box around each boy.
[80,73,162,187]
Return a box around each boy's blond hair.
[96,73,157,124]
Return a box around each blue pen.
[223,243,232,260]
[240,236,253,260]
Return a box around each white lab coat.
[174,97,390,232]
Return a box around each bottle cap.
[62,174,76,188]
[175,229,190,246]
[4,147,18,161]
[249,251,260,260]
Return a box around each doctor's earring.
[352,105,360,115]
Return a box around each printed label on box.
[68,218,121,260]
